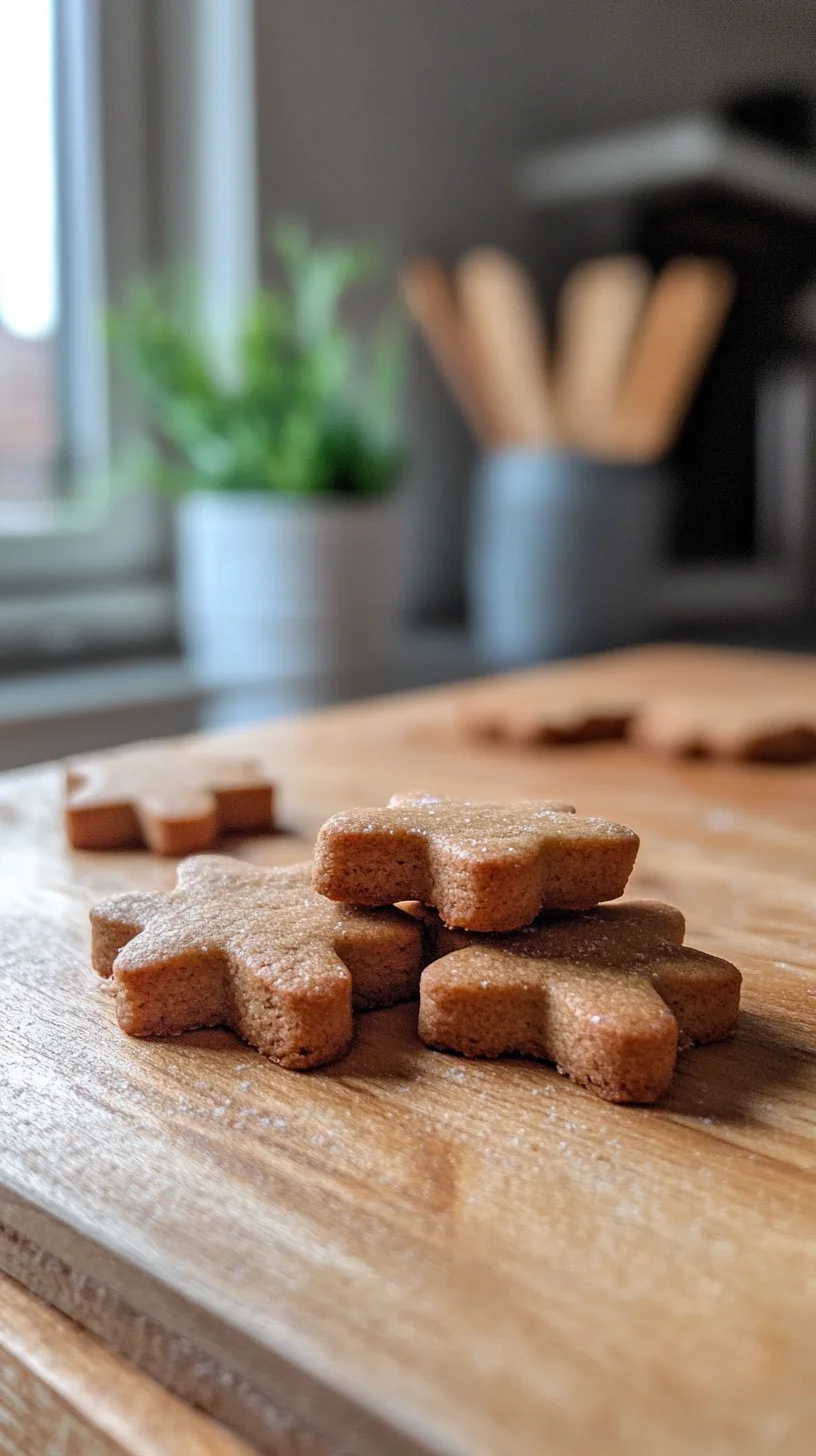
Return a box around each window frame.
[0,0,258,660]
[0,0,166,592]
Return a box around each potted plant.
[114,222,405,691]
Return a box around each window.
[0,0,164,665]
[0,0,60,520]
[1,0,111,531]
[0,0,257,667]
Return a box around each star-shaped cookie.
[313,793,639,931]
[91,857,424,1068]
[418,899,741,1102]
[66,744,276,854]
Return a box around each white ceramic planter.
[176,492,402,688]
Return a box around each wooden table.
[3,644,816,1456]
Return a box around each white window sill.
[0,629,483,770]
[0,657,202,771]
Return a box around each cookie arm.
[650,946,741,1047]
[313,817,433,905]
[90,892,166,977]
[228,947,353,1070]
[333,907,425,1010]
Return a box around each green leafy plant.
[111,221,404,497]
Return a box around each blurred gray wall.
[254,0,816,621]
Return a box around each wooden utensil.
[556,254,652,455]
[611,256,736,461]
[400,257,495,446]
[456,246,558,447]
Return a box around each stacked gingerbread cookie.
[87,782,741,1104]
[313,794,742,1103]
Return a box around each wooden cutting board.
[3,644,816,1456]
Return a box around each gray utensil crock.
[468,449,668,666]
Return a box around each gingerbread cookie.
[633,696,816,763]
[418,899,741,1102]
[460,693,635,746]
[66,745,276,854]
[313,794,639,932]
[91,857,424,1068]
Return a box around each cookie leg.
[113,951,229,1038]
[335,915,424,1010]
[136,790,218,856]
[419,962,550,1060]
[66,801,142,851]
[214,784,276,836]
[228,952,354,1070]
[651,948,741,1047]
[546,973,678,1103]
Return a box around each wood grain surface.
[2,644,816,1455]
[0,1268,254,1456]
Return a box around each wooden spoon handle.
[400,257,495,446]
[456,248,557,448]
[612,257,736,462]
[556,255,652,454]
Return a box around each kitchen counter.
[2,642,816,1454]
